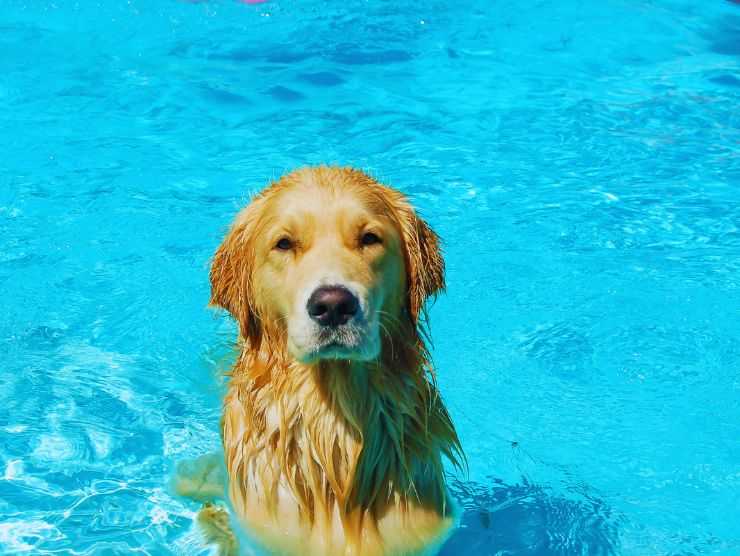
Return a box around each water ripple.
[2,0,739,553]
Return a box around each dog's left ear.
[390,193,445,323]
[209,206,261,344]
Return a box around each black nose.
[307,286,359,327]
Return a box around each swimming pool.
[1,0,739,554]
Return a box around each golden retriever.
[198,166,462,556]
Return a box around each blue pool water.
[1,1,739,554]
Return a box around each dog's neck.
[224,333,461,522]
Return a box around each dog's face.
[210,167,444,364]
[249,183,405,363]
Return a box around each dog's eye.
[360,232,382,246]
[275,237,293,251]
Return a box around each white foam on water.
[32,434,76,462]
[87,429,113,460]
[0,520,58,552]
[3,459,23,480]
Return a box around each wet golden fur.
[209,166,463,555]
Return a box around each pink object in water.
[240,0,267,4]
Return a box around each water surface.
[1,1,739,554]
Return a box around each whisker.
[376,309,405,332]
[378,321,396,361]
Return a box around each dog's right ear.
[209,205,261,344]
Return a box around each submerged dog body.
[210,167,462,555]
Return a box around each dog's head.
[210,166,443,364]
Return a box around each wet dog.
[187,166,462,555]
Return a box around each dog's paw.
[198,503,239,556]
[172,452,227,503]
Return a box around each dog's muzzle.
[289,282,378,363]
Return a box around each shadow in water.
[440,477,620,556]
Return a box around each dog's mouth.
[289,315,381,364]
[313,325,363,356]
[315,342,357,360]
[303,320,367,360]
